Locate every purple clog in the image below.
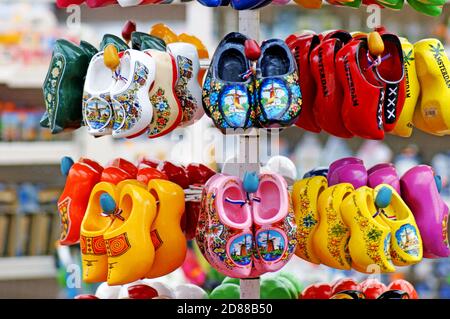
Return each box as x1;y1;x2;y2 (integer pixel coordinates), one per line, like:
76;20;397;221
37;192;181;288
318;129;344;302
367;163;401;194
328;157;368;189
400;165;450;258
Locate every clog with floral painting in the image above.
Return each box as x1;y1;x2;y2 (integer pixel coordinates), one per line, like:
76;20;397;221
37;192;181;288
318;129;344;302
340;186;396;273
292;176;328;264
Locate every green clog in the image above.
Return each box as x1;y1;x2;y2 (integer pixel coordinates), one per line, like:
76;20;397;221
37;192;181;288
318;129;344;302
377;0;404;9
222;277;240;286
41;39;92;133
260;278;292;299
342;0;362;8
279;273;303;296
131;31;166;51
99;34;129;52
209;283;240;299
80;40;98;57
407;0;443;16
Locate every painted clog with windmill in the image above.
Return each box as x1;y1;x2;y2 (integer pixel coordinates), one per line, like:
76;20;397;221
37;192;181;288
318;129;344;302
255;39;302;128
202;32;257;132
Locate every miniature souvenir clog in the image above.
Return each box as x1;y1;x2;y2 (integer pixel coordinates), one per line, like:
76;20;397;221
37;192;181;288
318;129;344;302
80;182;117;283
103;184;157;285
58;159;102;245
110;49;155;138
251;173;297;275
159;161;190;189
400;165;450;258
255;39;302;128
56;0;85;7
340;186;396;273
186;163;216;185
310;32;354;138
146;179;187;278
313;183;355;270
202;175;254;278
375;0;403;9
230;0;270;9
85;0;118;7
292;176;328;264
367;163;400;194
373;184;423;265
110;158;138;177
80;41;99;57
286;33;322;133
373;32;406;133
202;32;256;132
41;40;93;134
117;0;157;6
167;42;204;126
328;157;368;189
391;38;420;137
413;39;450;135
336;38;385;140
145;49;183;138
83;51;116;136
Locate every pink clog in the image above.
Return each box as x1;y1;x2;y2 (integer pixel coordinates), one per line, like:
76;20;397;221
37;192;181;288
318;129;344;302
251;173;297;275
367;163;401;194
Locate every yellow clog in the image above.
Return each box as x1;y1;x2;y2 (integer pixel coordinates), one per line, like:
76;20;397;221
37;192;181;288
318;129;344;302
413;98;446;136
146;179;187;278
413;39;450;135
292;176;328;264
149;23;179;44
391;38;420;137
340;186;396;273
80;182;117;283
103;184;157;285
313;183;355;270
373;184;423;266
116;179;146;194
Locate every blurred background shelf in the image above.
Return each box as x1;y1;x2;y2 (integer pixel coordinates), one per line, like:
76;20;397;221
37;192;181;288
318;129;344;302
0;256;56;280
0;141;77;165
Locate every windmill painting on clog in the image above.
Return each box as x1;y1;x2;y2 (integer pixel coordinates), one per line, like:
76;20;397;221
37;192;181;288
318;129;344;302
202;32;256;132
109;49;155;138
255;39;302;128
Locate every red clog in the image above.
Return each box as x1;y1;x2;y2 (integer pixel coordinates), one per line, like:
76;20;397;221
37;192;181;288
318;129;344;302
286;33;322;133
100;166;133;184
56;0;85;8
373;32;406;132
85;0;118;7
136;166;168;185
186;163;216;185
336;39;385;139
310;32;353;138
110;158;138;178
159;161;190;189
79;158;103;174
58;161;102;245
139;157;160;168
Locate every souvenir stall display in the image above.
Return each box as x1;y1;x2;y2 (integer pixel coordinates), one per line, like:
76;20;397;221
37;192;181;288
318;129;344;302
1;0;448;300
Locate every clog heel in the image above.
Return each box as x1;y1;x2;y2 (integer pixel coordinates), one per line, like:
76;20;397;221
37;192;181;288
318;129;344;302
58;159;102;245
80;182;117;283
146;179;187;278
292;176;328;264
373;185;423;266
391;38;420;137
340;186;396;273
313;183;355;270
103;184;157;285
205;175;253;278
252;173;297;274
400;165;450;258
413;39;450;135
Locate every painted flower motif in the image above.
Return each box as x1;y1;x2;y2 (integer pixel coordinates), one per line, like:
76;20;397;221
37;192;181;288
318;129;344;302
51;67;60;77
212;111;221;121
156;101;167;111
303;214;317;228
210;92;219;105
204;77;211;89
47;93;52;102
291;84;301;97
